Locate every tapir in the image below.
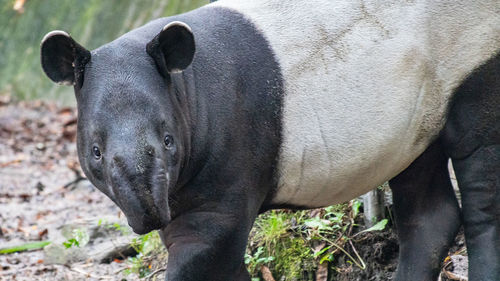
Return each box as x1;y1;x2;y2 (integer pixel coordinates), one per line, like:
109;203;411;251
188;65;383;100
40;0;500;280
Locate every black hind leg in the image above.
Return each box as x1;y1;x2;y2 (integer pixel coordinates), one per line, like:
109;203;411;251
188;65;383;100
389;142;461;281
442;52;500;280
450;146;500;280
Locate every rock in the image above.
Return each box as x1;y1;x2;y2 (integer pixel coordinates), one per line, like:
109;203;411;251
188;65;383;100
449;255;468;279
44;216;139;265
44;243;87;265
88;236;138;263
35;181;45;192
72;179;95;191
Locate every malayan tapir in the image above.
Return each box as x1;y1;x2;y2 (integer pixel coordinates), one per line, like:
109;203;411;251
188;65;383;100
40;0;500;280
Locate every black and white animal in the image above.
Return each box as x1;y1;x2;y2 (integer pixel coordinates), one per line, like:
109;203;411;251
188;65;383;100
40;0;500;280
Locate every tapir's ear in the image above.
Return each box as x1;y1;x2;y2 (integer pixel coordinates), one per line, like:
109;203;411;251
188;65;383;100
40;30;91;87
146;21;195;76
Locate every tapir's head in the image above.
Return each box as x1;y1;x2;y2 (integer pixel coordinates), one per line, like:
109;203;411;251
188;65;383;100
40;22;195;234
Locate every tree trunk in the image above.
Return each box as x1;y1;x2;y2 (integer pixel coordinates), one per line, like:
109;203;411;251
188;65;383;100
362;189;385;227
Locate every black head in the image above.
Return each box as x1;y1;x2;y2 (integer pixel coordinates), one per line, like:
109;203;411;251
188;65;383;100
40;22;195;234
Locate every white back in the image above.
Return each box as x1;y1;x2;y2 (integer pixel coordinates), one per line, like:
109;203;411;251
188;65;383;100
210;0;500;206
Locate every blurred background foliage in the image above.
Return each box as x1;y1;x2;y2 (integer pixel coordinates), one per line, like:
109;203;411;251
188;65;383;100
0;0;207;104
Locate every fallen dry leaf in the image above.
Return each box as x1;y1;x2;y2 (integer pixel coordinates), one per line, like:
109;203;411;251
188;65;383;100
260;265;275;281
37;229;48;239
13;0;26;13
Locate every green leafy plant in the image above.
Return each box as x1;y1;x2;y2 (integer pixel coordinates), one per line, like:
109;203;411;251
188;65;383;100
245;246;275;275
247;210;315;280
97;219;131;235
124;231;164;278
245;198;391;280
0;241;51;254
62;228;89;248
355;219;388;236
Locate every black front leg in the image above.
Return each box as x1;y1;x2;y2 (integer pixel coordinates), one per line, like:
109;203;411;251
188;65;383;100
160;208;255;281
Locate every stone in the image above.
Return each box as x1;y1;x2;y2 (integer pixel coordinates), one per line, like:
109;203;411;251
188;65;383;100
43;216;139;265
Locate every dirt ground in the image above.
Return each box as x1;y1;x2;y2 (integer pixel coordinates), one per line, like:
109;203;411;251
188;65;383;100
0;99;468;281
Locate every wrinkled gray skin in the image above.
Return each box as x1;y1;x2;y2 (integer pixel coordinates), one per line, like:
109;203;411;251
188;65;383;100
76;40;181;234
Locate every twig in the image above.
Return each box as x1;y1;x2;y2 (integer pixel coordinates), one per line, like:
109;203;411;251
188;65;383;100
320;236;365;270
0;158;23;168
0;265;52;276
316;262;328;281
63;176;85;189
69;266;114;280
348;239;366;270
145;268;166;280
442;269;468;281
78;262;94;268
114;267;128;274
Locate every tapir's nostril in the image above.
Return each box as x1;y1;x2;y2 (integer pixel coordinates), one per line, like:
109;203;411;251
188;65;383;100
145;145;155;156
112;155;126;168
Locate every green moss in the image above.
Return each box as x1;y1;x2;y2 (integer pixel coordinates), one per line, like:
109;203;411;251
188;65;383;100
247;210;316;280
274;238;314;279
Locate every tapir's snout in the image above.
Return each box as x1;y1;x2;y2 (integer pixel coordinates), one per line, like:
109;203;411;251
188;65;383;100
107;147;172;234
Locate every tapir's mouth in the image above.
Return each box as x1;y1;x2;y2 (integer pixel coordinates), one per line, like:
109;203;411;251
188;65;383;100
122;203;171;234
110;184;171;234
126;213;167;235
104;155;176;235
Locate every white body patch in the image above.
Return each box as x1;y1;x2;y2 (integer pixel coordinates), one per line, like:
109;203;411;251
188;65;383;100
210;0;500;207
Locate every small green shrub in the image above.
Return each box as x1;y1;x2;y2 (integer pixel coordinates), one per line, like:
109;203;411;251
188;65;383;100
246;199;388;280
124;231;164;278
247;210;315;280
62;228;89;248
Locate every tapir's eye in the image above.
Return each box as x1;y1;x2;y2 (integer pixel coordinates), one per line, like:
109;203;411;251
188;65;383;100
164;135;174;149
92;146;102;159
